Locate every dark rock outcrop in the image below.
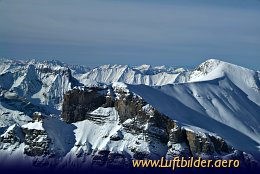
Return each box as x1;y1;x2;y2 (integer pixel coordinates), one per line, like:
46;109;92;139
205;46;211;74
208;134;230;153
0;124;24;146
92;150;110;167
114;91;176;143
61;88;107;123
22;122;49;156
185;129;232;157
59;85;258;169
32;112;46;122
91;150;129;169
115;93;149;124
110;130;124;141
107;153;129;169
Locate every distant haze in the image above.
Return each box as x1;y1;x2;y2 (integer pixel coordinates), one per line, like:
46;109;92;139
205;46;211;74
0;0;259;69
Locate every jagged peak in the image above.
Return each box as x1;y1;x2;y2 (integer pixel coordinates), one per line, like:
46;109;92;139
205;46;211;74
41;59;67;67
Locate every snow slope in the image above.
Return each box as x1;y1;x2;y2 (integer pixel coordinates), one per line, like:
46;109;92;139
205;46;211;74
0;59;78;112
128;77;260;153
78;64;190;86
189;59;260;106
0;58;260;159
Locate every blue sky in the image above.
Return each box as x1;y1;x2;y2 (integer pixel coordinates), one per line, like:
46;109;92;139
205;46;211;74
0;0;260;69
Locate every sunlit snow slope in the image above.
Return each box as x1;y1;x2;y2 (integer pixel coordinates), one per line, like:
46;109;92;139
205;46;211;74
128;59;260;153
0;58;259;156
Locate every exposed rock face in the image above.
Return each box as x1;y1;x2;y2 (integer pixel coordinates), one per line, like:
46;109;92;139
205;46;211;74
22;128;49;156
92;150;110;167
92;150;129;169
0;84;251;169
61;88;107;123
61;85;237;161
208;134;230;153
107;153;129;169
114;89;176;144
61;85;178;144
169;126;184;144
115;93;149;124
110;130;124;141
0;124;24;148
185;129;232;157
22;120;49;156
0;120;49;157
32;112;46;122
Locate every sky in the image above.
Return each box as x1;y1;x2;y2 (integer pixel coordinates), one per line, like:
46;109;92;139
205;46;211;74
0;0;260;69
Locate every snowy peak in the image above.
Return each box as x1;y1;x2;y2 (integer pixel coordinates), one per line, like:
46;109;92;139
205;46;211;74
189;59;260;106
78;63;189;86
192;59;222;76
0;58;81;112
0;58;260;170
189;59;257;82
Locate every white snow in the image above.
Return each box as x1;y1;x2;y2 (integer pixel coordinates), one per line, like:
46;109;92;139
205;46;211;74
142;104;154;116
0;99;32;127
189;59;260;106
22;121;44;131
90;107;119;120
112;82;130;99
78;64;188;86
1;124;16;138
128;78;260;153
3;91;18;100
112;82;129;92
0;58;260;165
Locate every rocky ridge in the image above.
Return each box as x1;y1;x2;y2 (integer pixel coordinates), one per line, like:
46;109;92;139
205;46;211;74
0;58;259;170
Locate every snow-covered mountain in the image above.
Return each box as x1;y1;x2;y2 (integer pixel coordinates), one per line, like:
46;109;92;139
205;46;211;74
0;58;259;170
76;64;189;86
0;59;81;112
128;59;260;151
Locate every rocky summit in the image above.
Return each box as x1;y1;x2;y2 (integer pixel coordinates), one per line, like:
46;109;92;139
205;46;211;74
0;58;259;170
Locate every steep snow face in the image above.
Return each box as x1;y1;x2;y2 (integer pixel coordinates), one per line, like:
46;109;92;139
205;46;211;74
0;107;167;167
189;59;260;106
0;58;259;156
70;110;154;156
128;78;260;153
0;103;31;128
78;64;190;86
0;59;78;111
0;89;38;127
55;106;167;163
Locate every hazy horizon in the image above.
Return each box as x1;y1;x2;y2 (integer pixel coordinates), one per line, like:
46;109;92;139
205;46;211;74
0;0;259;69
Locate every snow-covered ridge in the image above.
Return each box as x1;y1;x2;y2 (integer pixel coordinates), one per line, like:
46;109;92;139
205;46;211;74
189;59;260;106
0;56;260;169
0;58;260;153
78;64;190;86
1;57;259;110
2;58;258;88
0;57;259;108
0;58;79;112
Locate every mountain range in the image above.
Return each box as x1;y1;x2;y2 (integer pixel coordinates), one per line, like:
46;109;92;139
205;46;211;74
0;58;259;170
